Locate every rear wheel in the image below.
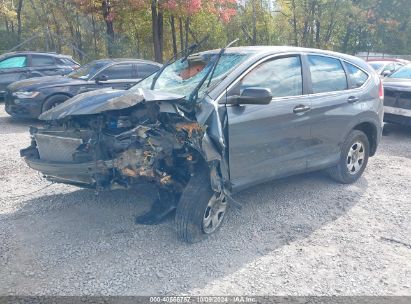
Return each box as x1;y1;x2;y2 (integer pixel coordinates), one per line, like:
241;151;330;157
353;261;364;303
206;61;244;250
42;94;69;114
327;130;370;184
175;163;228;243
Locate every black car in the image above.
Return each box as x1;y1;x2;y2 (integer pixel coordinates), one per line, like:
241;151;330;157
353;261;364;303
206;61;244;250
0;51;80;99
21;46;383;243
5;59;161;118
383;64;411;126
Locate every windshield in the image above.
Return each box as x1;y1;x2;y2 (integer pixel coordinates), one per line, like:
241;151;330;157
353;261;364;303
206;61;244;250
68;61;108;80
388;65;411;79
369;62;384;71
132;52;250;101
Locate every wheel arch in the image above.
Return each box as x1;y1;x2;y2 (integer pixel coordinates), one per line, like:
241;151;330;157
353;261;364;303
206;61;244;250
41;92;73;112
352;121;379;156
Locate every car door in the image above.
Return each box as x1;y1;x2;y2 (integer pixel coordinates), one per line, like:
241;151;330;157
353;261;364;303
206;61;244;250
0;55;29;94
305;54;368;170
93;63;139;90
225;55;312;190
29;54;60;76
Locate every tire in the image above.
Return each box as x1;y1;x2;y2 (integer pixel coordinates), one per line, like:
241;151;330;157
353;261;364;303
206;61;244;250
327;130;370;184
175;162;228;243
41;94;70;114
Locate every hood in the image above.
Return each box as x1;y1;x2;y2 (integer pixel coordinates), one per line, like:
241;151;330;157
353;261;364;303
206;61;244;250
7;75;85;92
39;88;185;121
383;78;411;92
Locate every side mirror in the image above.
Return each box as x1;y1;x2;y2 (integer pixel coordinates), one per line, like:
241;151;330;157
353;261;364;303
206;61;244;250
225;87;272;105
95;74;108;83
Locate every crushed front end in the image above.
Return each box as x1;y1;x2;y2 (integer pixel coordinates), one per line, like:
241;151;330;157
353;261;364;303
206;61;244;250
20;97;206;197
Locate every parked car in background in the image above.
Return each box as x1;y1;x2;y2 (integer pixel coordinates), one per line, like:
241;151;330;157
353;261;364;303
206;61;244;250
383;64;411;126
21;46;383;243
5;58;161;118
0;51;80;99
367;58;408;77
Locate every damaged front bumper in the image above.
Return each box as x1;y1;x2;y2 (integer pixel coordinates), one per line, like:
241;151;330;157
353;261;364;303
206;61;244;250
22;155;115;188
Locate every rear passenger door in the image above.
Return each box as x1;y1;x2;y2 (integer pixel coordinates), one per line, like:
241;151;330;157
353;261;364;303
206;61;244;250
305;54;369;170
29;55;59;77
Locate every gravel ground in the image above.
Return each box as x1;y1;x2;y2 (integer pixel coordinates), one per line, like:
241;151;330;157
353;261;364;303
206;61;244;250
0;106;410;296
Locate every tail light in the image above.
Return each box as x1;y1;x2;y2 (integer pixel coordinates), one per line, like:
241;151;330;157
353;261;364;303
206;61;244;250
379;79;384;101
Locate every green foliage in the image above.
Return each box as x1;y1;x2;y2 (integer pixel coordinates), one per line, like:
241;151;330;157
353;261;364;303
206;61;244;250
0;0;410;63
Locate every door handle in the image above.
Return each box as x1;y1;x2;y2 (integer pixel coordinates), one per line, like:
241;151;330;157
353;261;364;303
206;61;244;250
348;96;359;103
293;104;311;114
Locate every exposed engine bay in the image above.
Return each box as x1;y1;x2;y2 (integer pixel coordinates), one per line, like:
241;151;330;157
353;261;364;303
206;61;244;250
25;102;200;186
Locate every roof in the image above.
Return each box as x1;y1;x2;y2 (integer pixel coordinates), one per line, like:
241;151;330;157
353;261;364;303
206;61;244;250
198;45;370;70
1;51;73;58
90;58;162;66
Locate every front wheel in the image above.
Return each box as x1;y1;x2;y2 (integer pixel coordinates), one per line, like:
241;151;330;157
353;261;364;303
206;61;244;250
42;94;69;114
327;130;370;184
175;163;228;243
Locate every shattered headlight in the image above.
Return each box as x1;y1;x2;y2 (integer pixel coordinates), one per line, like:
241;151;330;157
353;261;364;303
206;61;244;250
13;91;40;99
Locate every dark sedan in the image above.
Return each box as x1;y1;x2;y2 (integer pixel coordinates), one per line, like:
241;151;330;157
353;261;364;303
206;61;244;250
383;64;411;126
5;58;161;118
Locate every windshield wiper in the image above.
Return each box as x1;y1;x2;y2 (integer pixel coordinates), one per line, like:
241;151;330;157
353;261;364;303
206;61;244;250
188;39;239;104
150;35;209;90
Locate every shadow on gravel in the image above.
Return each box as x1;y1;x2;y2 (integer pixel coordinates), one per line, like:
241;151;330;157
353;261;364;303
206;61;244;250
3;171;367;295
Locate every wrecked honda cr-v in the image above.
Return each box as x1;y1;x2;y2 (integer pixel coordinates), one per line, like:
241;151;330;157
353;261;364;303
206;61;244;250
21;45;383;243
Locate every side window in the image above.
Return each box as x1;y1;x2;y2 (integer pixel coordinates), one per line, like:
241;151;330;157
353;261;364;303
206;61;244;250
137;64;160;79
233;56;303;98
345;63;369;89
0;56;27;69
31;55;55;67
308;55;347;93
99;64;133;80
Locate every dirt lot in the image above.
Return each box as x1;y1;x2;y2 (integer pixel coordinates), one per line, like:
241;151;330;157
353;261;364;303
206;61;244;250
0;106;410;296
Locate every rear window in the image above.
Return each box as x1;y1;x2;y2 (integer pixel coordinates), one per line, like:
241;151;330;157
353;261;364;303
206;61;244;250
31;55;55;66
308;55;348;94
345;63;369;88
0;56;27;69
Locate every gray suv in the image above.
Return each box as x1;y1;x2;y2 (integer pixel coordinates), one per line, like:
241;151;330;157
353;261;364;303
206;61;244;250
21;46;383;243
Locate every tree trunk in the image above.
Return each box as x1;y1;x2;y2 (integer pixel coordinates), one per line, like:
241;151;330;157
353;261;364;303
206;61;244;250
251;1;257;45
151;0;163;63
184;18;190;50
91;11;98;57
179;17;184;52
290;0;298;46
16;0;24;43
102;0;115;57
170;16;178;58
